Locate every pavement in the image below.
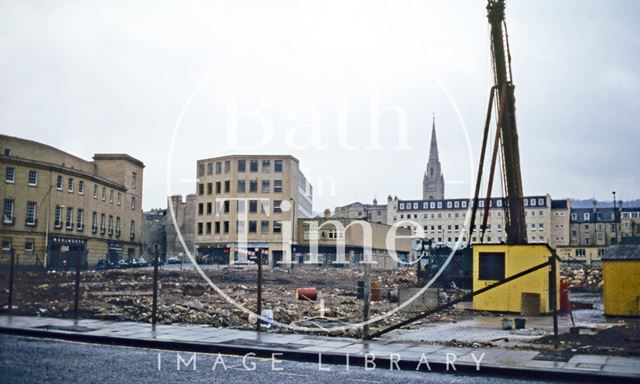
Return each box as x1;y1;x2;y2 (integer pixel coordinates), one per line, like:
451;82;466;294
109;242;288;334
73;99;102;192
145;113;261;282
0;315;639;382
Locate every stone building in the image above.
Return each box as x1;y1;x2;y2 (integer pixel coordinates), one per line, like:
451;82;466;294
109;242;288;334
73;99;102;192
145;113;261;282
193;155;313;266
295;216;411;270
166;194;196;257
0;134;144;268
333;198;387;224
387;194;571;249
422;118;445;200
141;208;167;258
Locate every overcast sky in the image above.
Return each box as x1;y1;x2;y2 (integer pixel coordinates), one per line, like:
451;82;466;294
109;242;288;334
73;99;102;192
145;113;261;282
1;0;638;212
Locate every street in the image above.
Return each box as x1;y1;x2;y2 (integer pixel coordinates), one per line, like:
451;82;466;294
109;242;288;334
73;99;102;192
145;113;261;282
0;334;556;384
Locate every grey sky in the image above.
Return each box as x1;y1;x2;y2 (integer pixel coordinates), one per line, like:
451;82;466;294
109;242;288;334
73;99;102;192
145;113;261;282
1;0;638;212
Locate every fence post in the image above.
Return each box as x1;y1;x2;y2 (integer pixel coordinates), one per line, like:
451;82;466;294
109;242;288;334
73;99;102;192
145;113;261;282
256;250;263;332
8;248;15;311
152;245;159;327
362;262;371;340
549;255;559;348
74;251;81;318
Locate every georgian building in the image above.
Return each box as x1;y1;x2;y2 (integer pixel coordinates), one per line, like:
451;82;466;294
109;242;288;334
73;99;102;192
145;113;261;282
334;198;387;224
0;134;144;268
194;155;313;267
386;194;571;249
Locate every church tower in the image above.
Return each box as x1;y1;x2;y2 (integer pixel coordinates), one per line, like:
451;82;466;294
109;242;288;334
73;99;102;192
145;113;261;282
422;116;445;200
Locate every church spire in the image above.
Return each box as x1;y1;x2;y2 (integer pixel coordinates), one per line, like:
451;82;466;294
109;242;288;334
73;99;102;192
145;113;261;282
423;114;445;200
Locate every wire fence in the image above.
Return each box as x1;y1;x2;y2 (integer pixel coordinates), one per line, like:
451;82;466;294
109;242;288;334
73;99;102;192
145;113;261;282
1;246;638;356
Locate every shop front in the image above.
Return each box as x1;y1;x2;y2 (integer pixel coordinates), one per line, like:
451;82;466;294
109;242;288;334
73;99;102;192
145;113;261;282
47;235;87;270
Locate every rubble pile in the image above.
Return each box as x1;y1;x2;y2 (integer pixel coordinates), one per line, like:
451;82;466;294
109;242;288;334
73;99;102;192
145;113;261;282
4;267;468;337
561;267;603;292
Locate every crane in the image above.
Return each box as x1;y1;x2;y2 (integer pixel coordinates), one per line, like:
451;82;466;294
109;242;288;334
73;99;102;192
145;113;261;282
468;0;528;246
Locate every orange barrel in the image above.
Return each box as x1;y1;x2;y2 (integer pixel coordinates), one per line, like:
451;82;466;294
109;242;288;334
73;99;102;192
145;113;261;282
295;287;317;301
370;281;382;302
560;278;570;312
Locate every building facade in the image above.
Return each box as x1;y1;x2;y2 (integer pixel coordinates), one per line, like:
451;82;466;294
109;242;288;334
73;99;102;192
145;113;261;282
422;119;445;200
166;194;196;257
194;155;313;267
334;198;387;224
387;194;571;249
0;134;144;268
141;208;167;258
295;216;411;270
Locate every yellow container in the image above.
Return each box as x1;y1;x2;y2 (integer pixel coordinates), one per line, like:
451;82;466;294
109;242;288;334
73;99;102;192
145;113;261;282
472;244;560;314
602;246;640;317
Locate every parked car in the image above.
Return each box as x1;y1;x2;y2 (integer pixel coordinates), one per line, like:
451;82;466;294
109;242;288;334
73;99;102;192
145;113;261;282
95;259;115;270
150;257;165;266
117;260;129;269
167;255;181;264
136;257;148;267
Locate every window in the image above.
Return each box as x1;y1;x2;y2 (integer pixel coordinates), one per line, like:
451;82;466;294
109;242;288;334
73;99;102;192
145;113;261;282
25;202;37;226
66;207;73;229
5;167;15;183
76;209;84;230
584;213;590;221
262;160;271;173
261;220;269;233
100;213;106;233
56;175;63;190
223;221;229;233
223;200;230;213
131;196;136;210
538;198;544;206
207;202;212;214
207;182;213;195
478;252;505;280
237;180;246;193
249;220;257;233
115;217;121;236
109;189;113;203
249;200;258;213
214;221;220;234
132;172;137;190
274;180;283;193
207;162;213;175
260;200;270;214
198;183;204;195
116;192;121;206
67;178;74;192
92;212;97;232
130;220;135;239
215;181;221;194
261;180;270;193
108;215;113;235
2;241;11;251
273;200;282;213
206;222;212;234
197;163;205;177
25;240;34;252
102;187;106;200
224;180;230;193
54;206;63;228
198;203;204;215
78;180;85;195
273;220;282;233
249;180;258;193
274;160;283;172
224;160;231;173
250;160;258;172
3;199;14;224
215;161;222;174
93;184;98;198
28;170;37;186
238;160;246;172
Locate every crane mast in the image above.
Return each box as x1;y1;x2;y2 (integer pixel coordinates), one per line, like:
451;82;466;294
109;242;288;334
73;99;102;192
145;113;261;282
487;0;527;244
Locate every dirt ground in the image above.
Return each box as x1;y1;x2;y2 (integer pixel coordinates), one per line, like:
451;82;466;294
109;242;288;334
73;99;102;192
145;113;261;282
0;266;463;337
